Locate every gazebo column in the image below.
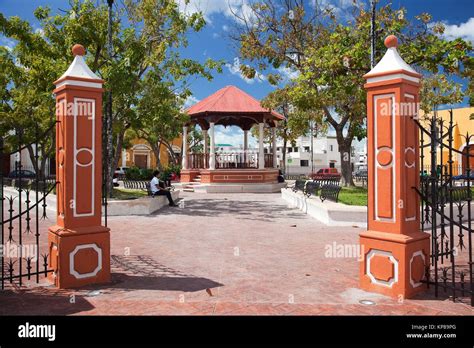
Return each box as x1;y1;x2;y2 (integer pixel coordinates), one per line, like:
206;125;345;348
209;122;216;170
258;122;265;169
182;125;188;170
243;130;248;166
271;127;277;168
202;129;209;168
203;129;208;157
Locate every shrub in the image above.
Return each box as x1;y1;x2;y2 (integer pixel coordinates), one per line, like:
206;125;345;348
140;168;154;180
125;166;141;180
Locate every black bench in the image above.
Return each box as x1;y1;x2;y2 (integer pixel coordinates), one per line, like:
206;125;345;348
292;179;307;193
447;186;471;202
320;184;342;203
304;181;321;197
123;180;149;190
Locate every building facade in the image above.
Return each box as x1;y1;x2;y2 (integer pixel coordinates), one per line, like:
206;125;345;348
269;135;357;175
121;137;182;169
420;106;474;175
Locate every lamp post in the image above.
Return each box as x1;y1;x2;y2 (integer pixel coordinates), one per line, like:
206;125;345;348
105;0;114;203
370;0;378;69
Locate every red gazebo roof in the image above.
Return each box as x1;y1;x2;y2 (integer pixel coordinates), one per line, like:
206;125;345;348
185;85;284;130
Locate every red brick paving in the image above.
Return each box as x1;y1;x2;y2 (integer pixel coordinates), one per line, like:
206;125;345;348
0;192;473;315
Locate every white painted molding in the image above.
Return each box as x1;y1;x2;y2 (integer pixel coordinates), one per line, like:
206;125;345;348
366;249;399;288
409;250;426;288
69;243;103;279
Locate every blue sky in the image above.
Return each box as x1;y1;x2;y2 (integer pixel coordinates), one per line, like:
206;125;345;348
1;0;474;148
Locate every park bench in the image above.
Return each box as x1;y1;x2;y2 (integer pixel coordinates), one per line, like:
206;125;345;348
304;181;321;197
320;184;342;203
123;179;149;191
447;186;471;202
291;179;307;193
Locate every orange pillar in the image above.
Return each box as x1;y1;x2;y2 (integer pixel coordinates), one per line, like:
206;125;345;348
360;35;430;299
48;44;110;288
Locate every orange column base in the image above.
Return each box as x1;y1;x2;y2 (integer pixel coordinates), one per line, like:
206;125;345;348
48;225;111;289
360;230;430;300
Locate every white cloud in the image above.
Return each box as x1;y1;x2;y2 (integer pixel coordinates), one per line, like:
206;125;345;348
212;32;220;39
277;66;300;83
226;57;266;84
442;17;474;43
183;95;200;109
214;125;257;147
0;37;15;51
175;0;256;24
312;0;365;20
222;24;229;31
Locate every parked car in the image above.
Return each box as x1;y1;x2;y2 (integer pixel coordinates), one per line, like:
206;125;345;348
353;169;368;179
8;169;36;178
114;166;129;176
453;173;474;180
112;173;119;187
310;168;341;180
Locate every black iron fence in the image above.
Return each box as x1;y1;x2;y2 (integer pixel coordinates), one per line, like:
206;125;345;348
0;124;57;290
415;110;473;306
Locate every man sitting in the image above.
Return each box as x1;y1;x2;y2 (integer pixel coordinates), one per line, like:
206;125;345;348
150;170;178;207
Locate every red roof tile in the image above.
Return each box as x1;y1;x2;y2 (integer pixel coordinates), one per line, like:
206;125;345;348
186;85;284;120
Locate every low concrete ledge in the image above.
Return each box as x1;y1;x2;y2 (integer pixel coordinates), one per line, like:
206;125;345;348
281;188;367;227
106;191;180;216
192;182;287;193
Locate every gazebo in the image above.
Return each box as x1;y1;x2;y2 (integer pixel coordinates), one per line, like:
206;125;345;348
181;85;285;192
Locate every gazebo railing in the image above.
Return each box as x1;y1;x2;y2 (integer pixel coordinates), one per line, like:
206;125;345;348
186;152;275;169
264;154;274;168
187;153;209;169
216;152;258;169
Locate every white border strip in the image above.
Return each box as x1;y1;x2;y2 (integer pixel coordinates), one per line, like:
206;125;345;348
73;97;95;217
374;94;396;222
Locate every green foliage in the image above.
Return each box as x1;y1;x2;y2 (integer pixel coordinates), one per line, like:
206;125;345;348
231;1;473;185
159;163;181;181
0;0;223;191
125;166;154;180
125;166;142;180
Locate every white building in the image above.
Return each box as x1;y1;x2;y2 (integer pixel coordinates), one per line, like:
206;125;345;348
266;135;357;175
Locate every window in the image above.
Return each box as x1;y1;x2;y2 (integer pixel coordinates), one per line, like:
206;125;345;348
287;147;292;153
329;162;335;168
329;145;334;152
300;160;309;167
304;146;310;152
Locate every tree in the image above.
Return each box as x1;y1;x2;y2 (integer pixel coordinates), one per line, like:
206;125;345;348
230;1;473;186
261;87;326;172
0;0;223;196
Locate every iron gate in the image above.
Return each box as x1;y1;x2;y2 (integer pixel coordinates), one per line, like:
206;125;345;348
0;123;57;289
415;109;473;306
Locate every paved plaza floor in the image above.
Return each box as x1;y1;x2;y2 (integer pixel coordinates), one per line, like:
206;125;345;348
0;192;472;315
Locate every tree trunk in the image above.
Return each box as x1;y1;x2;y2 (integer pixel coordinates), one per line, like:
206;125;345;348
150;141;163;171
106;127;125;198
162;140;178;165
335;131;355;187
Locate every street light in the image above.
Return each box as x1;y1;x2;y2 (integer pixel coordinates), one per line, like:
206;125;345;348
105;0;114;202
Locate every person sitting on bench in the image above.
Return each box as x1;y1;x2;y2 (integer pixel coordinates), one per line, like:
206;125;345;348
150;170;178;207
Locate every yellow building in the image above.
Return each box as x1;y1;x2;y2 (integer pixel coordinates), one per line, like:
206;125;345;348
121;137;183;169
421;106;474;175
